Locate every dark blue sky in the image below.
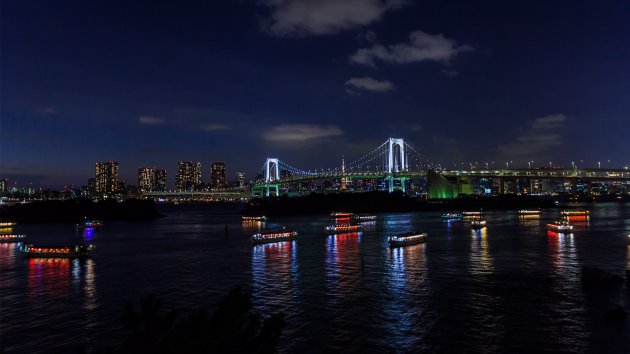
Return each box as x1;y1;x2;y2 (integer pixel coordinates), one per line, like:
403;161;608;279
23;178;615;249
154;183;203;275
2;0;629;187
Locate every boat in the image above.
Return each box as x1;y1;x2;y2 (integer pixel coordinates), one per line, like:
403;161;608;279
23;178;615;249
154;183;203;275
251;230;298;244
0;234;25;242
330;212;353;218
19;244;95;258
353;215;377;221
518;210;541;215
441;212;463;219
463;211;483;217
242;216;267;222
471;219;487;229
76;219;103;229
325;224;363;234
388;232;427;247
546;220;573;232
0;222;17;227
560;210;590;216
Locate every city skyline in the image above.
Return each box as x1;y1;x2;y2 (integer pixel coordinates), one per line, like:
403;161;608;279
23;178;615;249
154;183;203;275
2;1;630;187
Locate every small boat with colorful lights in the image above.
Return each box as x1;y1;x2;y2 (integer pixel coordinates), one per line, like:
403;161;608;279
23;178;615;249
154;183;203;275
0;234;25;242
242;216;267;222
353;215;376;221
19;244;95;258
388;232;427;247
251;230;298;244
76;219;103;229
330;212;353;218
463;211;483;217
325;224;363;234
441;212;463;219
546;220;573;232
0;222;17;227
471;218;487;229
560;210;589;216
518;210;541;215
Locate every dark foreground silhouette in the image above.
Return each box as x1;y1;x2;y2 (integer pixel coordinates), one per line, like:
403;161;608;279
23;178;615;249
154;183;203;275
243;192;556;215
0;198;163;223
89;287;284;354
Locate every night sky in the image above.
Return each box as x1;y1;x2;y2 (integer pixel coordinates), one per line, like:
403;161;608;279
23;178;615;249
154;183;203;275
2;0;630;188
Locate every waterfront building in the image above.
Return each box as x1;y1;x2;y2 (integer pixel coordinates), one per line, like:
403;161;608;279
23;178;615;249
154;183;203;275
155;170;167;191
210;162;226;190
138;167;156;192
175;161;202;191
95;161;119;197
236;172;245;188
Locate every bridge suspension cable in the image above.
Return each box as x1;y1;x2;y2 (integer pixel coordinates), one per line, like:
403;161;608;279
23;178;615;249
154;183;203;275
345;140;389;172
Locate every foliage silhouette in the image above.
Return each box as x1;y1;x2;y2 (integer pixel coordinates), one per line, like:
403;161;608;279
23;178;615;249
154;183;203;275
114;287;284;354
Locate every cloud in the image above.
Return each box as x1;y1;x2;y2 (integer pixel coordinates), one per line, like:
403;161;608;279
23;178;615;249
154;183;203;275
262;124;343;142
498;114;567;157
345;76;395;92
261;0;406;36
441;69;459;77
201;123;231;132
350;30;473;66
139;116;166;125
530;113;566;130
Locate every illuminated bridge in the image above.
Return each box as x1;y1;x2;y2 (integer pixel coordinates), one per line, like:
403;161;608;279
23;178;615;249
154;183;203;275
250;137;630;198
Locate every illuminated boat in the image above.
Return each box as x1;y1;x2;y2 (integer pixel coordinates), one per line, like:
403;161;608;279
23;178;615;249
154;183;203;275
560;210;589;216
251;230;297;244
546;220;573;232
471;218;486;229
19;244;95;258
388;232;427;247
325;224;363;234
76;219;103;229
354;215;377;221
330;212;353;218
242;216;267;222
463;211;483;217
0;234;25;242
0;222;16;227
518;210;541;215
441;212;463;219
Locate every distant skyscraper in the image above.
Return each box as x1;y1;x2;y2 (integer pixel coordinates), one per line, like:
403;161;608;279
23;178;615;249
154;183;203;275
210;162;226;190
155;169;167;191
176;161;202;191
0;177;7;194
235;172;245;188
95;161;119;197
138;167;156;192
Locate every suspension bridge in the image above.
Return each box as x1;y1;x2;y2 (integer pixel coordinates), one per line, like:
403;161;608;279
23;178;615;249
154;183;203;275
252;138;431;197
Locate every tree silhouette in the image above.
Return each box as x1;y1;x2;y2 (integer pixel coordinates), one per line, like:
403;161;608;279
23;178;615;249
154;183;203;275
115;287;284;354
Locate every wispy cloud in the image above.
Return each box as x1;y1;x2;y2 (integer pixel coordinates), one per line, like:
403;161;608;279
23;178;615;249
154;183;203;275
345;76;395;93
262;124;343;142
40;107;57;114
498;114;567;157
201;123;231;132
261;0;406;36
139;116;166;125
350;30;473;67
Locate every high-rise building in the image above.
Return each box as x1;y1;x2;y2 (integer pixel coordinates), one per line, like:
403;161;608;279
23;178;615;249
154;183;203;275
175;161;202;191
95;161;119;197
235;172;245;188
0;177;7;195
138;167;156;192
155;170;167;191
210;162;226;190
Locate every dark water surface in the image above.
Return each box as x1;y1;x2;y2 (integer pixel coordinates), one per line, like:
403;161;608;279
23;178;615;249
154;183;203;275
2;203;630;353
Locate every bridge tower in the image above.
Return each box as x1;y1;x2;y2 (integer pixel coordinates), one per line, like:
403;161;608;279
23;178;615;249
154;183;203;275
386;138;408;193
263;158;280;197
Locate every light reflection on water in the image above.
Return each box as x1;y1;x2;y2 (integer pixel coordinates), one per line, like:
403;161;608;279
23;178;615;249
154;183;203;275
470;227;493;274
2;203;630;353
